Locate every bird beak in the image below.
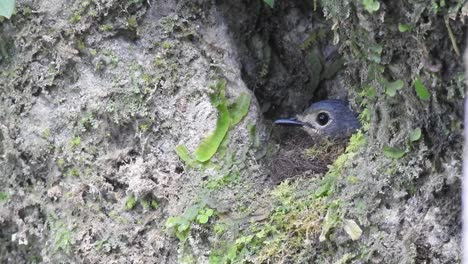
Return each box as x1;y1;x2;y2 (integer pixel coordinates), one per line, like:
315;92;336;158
274;118;306;127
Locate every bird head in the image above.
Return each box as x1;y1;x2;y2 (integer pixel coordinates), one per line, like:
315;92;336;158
274;99;360;139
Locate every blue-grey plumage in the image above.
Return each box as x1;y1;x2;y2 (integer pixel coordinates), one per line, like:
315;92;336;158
275;99;360;139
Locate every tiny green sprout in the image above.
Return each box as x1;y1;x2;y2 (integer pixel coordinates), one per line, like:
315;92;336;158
162;42;172;49
138;123;150;132
413;77;430;101
89;49;97;56
67;168;79;177
383;146;406;159
125;196;138;210
398;23;412;32
362;0;380;13
196;208;214;224
409;128;422;142
126;16;138;29
70;136;81;148
385;79;404;97
150;200;158;209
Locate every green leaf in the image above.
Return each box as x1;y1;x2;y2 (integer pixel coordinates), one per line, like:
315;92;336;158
368;44;383;63
413;77;430;101
409;128;422;142
165;216;182;228
184;205;200;221
205;208;214;217
385;79;404;97
263;0;274;8
362;0;380;12
197;214;210;224
398;23;412;32
209;80;227;107
383;146;406;159
177;221;190;232
194;103;230;162
0;0;14;19
228;92;251;127
175;145;193;164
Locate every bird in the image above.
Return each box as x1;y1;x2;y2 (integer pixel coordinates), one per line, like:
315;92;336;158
267;99;361;183
274;99;360;139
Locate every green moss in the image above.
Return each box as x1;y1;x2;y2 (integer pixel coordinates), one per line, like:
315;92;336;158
99;24;113;31
0;191;9;201
69;13;82;24
125;196;138;210
70;136;81;148
161;41;172;49
67;167;79;177
48;218;73;254
41;128;51;139
211;131;367;262
126;16;138;29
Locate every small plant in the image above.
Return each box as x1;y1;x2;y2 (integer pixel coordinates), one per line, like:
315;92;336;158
362;0;380;13
398;23;412;32
165;203;215;242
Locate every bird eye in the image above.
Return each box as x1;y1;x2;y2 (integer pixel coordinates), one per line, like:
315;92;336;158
316;112;330;126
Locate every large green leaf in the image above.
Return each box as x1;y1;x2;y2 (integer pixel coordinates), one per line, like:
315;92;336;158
228;92;251;127
0;0;15;19
194;103;230;162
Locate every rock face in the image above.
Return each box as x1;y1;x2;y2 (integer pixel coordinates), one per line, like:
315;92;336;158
0;0;464;263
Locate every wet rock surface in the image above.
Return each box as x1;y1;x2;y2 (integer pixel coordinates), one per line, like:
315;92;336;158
0;0;464;263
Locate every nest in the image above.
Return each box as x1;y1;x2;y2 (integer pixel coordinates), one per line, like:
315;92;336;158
268;128;348;184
